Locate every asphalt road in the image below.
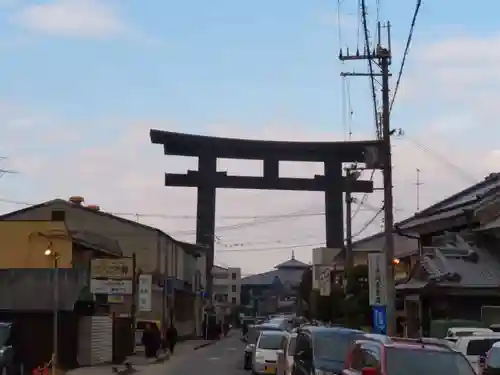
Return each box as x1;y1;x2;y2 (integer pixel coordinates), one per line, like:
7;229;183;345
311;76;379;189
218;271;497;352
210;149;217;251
165;335;248;375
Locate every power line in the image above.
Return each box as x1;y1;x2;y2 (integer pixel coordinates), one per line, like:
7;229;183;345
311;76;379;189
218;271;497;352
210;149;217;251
360;0;381;139
352;207;384;239
407;138;477;184
389;0;422;113
0;197;324;219
0;197;382;235
351;169;377;219
217;242;325;253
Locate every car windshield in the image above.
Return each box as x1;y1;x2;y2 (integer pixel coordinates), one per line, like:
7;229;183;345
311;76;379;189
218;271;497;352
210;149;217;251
466;338;500;356
487;348;500;368
258;334;286;350
313;332;359;361
248;327;281;344
386;348;475;375
0;325;10;346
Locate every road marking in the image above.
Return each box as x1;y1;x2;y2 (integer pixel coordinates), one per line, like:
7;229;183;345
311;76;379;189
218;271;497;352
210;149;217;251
208;357;220;361
227;347;237;351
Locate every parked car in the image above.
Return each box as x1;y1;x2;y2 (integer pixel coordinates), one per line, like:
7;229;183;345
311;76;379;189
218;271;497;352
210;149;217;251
454;334;500;373
481;341;500;375
252;330;289;375
445;327;494;343
342;335;476;375
284;332;297;375
244;323;286;370
292;326;365;375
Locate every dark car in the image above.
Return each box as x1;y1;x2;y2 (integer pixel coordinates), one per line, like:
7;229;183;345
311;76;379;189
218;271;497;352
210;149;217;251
244;323;284;370
292;326;365;375
342;334;475;375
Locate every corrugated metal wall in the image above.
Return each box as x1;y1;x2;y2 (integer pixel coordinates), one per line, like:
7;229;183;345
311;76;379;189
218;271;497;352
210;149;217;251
0;269;88;311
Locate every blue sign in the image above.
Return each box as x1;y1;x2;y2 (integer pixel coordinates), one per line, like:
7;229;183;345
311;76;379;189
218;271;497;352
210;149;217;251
372;305;387;334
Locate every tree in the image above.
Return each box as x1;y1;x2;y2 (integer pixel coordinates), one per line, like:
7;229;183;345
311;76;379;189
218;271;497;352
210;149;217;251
343;265;370;328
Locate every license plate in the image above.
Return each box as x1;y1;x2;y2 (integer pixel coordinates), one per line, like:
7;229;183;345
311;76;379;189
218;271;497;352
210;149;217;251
264;367;276;374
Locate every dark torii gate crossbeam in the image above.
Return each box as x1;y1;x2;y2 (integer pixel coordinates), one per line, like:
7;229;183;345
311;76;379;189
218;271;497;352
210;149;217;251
150;129;382;297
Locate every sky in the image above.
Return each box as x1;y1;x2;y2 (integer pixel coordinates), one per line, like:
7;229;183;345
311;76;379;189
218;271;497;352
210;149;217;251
0;0;499;275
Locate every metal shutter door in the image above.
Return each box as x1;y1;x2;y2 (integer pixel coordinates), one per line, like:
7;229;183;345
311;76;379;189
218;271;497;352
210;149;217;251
90;316;113;365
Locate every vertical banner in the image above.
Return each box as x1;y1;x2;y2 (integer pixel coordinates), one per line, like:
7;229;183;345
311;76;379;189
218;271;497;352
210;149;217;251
138;274;152;312
368;253;387;306
319;268;331;296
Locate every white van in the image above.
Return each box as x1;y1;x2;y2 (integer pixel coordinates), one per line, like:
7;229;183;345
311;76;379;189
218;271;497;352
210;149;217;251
454;334;500;373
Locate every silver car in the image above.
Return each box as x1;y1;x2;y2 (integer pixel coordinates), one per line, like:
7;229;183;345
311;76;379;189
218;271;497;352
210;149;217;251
252;330;289;375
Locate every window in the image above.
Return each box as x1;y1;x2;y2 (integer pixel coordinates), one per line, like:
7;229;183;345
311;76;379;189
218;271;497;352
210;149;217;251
232;285;237;292
51;210;65;221
350;344;364;371
360;342;382;370
385;347;475;375
232;297;237;304
295;334;312;359
313;331;362;362
231;272;237;280
258;334;287;350
467;339;500;356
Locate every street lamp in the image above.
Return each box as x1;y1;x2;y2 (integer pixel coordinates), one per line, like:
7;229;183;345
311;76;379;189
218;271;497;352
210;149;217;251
44;244;59;375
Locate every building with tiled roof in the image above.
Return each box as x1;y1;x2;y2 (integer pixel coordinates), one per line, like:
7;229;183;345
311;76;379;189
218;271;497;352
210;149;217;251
241;252;309;287
240;252;310;315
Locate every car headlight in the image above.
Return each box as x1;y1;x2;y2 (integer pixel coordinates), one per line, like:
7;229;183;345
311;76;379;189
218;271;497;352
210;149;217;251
255;351;265;362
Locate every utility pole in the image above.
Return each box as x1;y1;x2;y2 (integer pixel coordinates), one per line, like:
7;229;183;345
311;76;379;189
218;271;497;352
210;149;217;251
415;168;423;211
339;19;396;335
344;166;360;279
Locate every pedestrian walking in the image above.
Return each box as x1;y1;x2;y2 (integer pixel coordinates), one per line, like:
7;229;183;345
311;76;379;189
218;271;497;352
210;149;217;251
166;323;178;355
141;323;161;358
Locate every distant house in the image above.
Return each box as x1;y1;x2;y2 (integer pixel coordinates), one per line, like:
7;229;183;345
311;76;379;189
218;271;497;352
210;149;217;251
241;253;309;314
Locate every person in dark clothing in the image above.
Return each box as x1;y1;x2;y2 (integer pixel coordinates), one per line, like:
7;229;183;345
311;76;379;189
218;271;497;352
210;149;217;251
142;323;161;358
166;324;178;354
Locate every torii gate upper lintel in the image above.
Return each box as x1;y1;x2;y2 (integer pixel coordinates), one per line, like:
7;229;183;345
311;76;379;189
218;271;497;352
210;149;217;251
150;129;382;297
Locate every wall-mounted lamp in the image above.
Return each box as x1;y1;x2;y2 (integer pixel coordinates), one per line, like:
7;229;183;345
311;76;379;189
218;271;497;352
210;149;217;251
393;258;400;265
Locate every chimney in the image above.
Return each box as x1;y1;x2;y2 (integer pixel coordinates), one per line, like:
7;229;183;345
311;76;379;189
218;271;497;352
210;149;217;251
87;204;100;211
69;196;84;206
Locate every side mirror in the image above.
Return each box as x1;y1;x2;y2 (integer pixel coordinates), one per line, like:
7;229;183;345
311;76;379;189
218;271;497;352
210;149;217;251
480;356;486;365
276;349;284;356
361;367;378;375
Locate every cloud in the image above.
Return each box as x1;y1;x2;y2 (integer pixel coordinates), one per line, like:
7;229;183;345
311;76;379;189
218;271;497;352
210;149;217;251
11;0;131;39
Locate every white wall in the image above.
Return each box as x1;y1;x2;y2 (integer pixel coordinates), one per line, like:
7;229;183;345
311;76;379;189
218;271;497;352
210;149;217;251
212;266;241;305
